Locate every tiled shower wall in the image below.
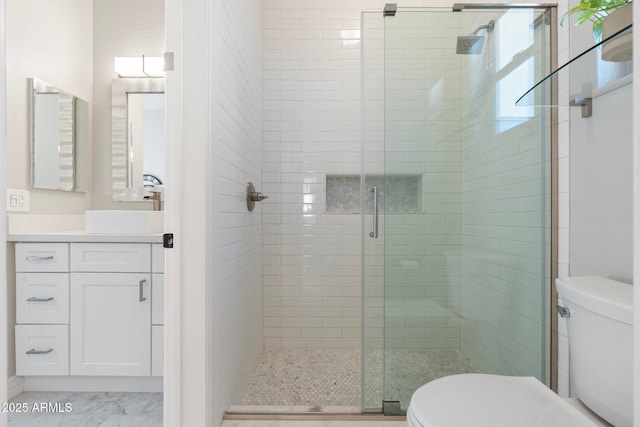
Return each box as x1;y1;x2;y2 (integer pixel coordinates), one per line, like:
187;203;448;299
261;3;556;375
262;0;366;348
211;0;264;409
381;13;463;350
262;0;462;349
458;11;549;378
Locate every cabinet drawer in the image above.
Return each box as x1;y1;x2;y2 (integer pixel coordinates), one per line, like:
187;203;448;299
16;273;69;324
16;324;69;376
151;274;164;325
70;243;151;272
16;243;69;273
151;325;164;377
152;244;164;273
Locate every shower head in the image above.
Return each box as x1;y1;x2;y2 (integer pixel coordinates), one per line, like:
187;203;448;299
456;20;495;55
456;35;485;54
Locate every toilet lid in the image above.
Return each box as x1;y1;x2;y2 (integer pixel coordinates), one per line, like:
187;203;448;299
408;374;601;427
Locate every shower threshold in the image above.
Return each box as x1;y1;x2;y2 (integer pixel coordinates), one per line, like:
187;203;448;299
226;404;361;414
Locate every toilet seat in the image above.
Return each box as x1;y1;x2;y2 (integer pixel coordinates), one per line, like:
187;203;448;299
407;374;600;427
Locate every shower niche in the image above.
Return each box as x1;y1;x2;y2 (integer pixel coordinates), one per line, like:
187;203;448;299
325;174;423;214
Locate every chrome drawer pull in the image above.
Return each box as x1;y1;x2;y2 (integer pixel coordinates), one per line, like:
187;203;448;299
27;297;54;302
139;279;147;302
25;255;54;262
26;348;53;355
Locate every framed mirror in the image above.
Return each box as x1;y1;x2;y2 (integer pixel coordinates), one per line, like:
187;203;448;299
111;78;165;201
31;78;89;192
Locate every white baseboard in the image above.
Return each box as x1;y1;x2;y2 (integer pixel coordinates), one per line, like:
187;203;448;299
22;376;163;393
7;376;25;399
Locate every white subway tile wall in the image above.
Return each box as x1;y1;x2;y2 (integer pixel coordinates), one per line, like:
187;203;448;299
361;11;385;409
262;0;569;392
381;12;463;351
458;10;549;378
262;0;374;349
214;0;264;409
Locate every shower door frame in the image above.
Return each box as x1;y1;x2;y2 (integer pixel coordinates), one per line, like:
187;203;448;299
361;3;559;413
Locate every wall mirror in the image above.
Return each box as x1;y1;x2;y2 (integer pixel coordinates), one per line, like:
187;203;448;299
111;78;165;201
31;77;89;192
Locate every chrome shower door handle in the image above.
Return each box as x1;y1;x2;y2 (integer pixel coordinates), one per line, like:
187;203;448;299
370;185;379;239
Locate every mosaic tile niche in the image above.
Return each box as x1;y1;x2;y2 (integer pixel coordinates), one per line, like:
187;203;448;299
326;175;423;214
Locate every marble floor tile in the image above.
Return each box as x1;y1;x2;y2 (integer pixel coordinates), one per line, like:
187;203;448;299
8;392;163;427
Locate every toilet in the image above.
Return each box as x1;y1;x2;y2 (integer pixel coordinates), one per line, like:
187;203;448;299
407;276;632;427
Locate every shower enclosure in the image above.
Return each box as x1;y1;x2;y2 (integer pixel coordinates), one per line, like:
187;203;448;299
362;5;554;413
233;3;554;415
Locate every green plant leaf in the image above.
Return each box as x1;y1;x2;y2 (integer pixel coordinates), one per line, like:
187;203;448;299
560;0;631;29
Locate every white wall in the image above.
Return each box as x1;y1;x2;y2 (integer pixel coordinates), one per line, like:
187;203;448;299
92;0;165;210
6;0;92;214
569;88;634;283
209;0;263;420
5;0;92;383
566;8;633;283
557;0;633;398
568;87;632;282
0;0;7;424
632;2;640;425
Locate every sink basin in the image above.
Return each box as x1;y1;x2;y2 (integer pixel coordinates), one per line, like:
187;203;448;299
85;210;163;234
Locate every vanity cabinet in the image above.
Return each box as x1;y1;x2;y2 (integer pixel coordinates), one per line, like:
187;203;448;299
14;241;164;378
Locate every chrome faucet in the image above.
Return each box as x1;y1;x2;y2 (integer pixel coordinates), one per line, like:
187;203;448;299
144;191;162;211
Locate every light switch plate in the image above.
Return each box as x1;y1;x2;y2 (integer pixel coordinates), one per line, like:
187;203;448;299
7;189;30;212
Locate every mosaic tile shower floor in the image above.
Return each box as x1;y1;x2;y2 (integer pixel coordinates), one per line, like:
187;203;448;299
239;348;479;411
239;348;362;408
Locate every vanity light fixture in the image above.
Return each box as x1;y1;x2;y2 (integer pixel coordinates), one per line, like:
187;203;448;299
114;55;165;78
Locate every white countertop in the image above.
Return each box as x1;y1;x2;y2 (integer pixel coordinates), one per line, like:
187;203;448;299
8;230;163;243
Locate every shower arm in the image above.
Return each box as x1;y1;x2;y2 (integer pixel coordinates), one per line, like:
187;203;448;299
472;20;495;35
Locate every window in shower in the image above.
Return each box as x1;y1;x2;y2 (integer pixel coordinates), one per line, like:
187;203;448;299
495;10;536;133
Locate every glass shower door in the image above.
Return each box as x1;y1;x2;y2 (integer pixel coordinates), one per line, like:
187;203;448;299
363;6;552;413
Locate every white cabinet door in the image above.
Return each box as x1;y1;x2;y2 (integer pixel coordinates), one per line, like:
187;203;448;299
70;273;151;376
151;325;164;377
151;244;164;273
151;274;164;325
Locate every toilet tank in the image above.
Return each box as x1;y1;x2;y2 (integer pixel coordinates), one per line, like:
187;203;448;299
556;276;632;427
